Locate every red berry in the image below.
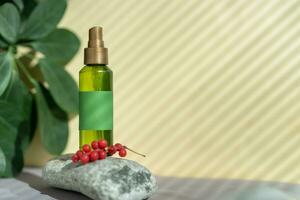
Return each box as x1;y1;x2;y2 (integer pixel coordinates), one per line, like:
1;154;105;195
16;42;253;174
118;148;127;157
86;152;91;156
98;139;108;149
80;154;90;164
71;154;79;163
82;144;91;153
91;140;99;150
98;149;107;160
107;145;117;155
76;150;84;158
114;143;123;151
89;151;99;161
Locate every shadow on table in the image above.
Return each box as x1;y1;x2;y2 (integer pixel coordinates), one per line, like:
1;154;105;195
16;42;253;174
16;172;300;200
17;172;91;200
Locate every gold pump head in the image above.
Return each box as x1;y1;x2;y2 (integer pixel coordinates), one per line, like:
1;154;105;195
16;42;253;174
84;26;108;65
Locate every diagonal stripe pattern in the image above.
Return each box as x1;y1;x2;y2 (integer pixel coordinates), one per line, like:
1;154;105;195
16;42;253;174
61;0;300;183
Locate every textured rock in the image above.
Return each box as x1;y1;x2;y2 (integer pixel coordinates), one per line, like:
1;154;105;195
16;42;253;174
42;154;157;200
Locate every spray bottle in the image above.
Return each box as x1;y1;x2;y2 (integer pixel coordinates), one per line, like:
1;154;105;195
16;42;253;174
79;26;113;148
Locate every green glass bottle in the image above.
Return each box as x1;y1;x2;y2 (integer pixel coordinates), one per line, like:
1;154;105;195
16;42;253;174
79;27;113;148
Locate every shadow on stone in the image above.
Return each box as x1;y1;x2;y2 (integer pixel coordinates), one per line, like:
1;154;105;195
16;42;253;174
17;172;91;200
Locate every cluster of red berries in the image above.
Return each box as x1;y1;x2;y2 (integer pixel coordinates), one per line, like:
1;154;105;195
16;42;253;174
71;139;145;165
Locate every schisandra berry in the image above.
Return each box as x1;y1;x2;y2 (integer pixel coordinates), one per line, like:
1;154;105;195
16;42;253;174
72;154;79;163
90;150;99;161
72;141;145;164
114;143;123;151
91;140;99;150
80;154;90;164
76;150;84;158
118;148;127;157
82;144;91;153
107;145;117;155
98;139;107;149
98;149;107;160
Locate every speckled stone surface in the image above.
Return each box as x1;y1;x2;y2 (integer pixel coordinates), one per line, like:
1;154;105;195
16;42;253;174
42;155;157;200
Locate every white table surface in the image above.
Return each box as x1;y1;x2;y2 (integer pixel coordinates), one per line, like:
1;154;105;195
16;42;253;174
1;168;300;200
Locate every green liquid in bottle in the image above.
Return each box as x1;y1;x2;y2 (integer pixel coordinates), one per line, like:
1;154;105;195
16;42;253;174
79;65;113;148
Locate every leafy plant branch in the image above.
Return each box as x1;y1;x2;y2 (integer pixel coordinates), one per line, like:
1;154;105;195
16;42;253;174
0;0;80;177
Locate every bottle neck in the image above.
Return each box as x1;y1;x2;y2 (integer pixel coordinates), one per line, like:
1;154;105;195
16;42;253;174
86;64;107;66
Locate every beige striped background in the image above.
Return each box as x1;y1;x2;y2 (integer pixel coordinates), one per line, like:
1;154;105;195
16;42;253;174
60;0;300;183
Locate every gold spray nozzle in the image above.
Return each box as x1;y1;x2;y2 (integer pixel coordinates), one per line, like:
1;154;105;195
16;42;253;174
84;26;108;65
88;26;104;48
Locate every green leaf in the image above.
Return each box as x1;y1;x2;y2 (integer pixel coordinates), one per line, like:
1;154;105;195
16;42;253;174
1;68;25;106
13;0;24;11
0;3;20;43
0;114;17;177
0;51;13;96
0;100;25;176
2;68;32;119
1;70;36;152
39;59;79;113
0;1;10;5
20;0;67;40
31;28;80;65
0;36;8;48
21;0;38;20
0;69;29;177
40;85;70;123
17;99;36;152
17;87;35;152
0;146;6;176
34;84;68;155
0;100;22;126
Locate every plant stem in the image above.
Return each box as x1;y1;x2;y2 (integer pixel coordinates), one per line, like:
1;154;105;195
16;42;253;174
123;146;146;157
14;58;37;86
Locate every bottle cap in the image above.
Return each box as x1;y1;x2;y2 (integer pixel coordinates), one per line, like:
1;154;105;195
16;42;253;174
84;26;108;65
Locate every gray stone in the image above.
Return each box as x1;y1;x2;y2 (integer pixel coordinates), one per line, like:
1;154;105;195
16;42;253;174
42;154;157;200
